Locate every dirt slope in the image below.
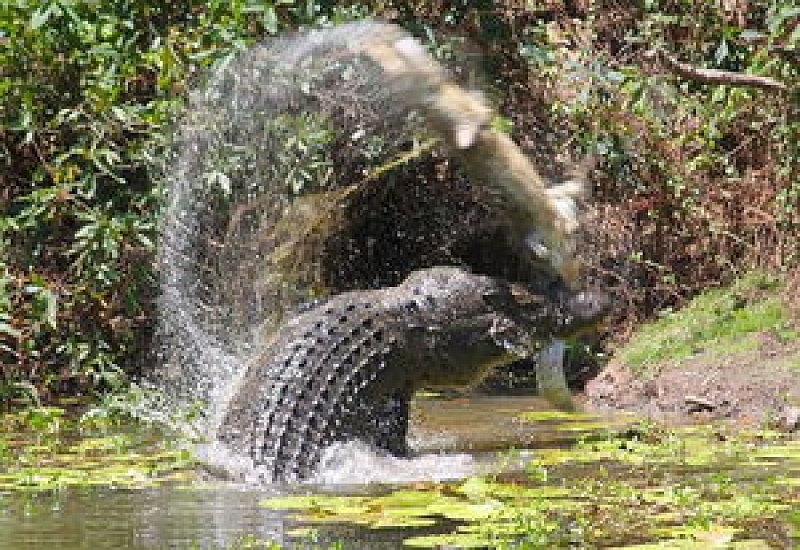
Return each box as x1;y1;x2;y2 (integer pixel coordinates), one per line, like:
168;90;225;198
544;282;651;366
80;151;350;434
585;333;800;428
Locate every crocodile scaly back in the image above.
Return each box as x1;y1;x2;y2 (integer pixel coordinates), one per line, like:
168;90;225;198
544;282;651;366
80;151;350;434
217;267;606;482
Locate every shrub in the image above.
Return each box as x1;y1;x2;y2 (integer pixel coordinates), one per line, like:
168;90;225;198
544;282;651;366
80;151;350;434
1;1;797;404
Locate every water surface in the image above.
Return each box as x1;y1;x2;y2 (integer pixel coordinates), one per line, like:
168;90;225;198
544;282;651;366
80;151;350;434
1;396;798;549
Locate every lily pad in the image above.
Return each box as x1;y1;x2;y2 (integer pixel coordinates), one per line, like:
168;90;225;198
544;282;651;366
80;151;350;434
370;489;443;508
261;489;495;530
774;475;800;486
517;410;595;422
402;531;504;548
369;516;438;529
424;500;501;521
752;443;800;460
457;476;573;500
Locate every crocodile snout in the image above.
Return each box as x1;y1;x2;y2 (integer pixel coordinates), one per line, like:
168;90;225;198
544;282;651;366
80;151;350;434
505;282;610;339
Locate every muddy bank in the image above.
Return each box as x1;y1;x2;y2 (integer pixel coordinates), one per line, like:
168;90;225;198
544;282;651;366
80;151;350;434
584;336;800;430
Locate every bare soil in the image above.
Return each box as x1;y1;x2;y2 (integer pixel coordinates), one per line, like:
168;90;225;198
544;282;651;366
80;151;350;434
583;334;800;429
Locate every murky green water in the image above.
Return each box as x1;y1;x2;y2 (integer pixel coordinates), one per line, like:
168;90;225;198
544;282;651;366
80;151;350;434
1;397;798;549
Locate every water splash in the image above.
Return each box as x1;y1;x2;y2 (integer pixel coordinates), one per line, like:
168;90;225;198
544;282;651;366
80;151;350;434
155;22;434;438
154;20;585;479
195;438;481;486
311;441;479;485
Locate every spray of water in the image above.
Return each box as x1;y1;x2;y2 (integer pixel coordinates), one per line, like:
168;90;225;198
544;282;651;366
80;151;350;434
154;21;585;480
155;22;437;437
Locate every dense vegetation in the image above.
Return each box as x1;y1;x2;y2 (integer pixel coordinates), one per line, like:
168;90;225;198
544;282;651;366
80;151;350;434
1;1;797;405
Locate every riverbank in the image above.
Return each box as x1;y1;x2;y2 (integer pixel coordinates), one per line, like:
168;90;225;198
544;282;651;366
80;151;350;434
584;271;800;430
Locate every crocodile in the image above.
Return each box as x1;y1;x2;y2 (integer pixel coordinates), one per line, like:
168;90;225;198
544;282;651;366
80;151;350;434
217;266;607;482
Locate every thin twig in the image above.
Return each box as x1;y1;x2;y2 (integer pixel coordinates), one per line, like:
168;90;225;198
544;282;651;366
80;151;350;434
644;48;790;93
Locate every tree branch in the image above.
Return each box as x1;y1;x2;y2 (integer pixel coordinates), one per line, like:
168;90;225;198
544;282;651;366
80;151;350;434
644;48;790;93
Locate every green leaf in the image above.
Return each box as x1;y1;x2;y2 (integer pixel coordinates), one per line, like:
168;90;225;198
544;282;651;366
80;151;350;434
790;25;800;47
37;287;58;329
0;321;21;339
30;3;59;30
767;6;800;33
262;5;278;34
715;40;729;65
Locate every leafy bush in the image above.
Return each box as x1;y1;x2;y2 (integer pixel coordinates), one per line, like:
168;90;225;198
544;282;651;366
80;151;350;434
1;1;797;404
0;1;361;404
554;1;799;332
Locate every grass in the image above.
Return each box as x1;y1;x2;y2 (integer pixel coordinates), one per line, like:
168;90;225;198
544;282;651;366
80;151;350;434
618;271;797;374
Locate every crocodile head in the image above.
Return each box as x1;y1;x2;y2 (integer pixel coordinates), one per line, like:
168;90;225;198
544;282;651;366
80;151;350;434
400;266;609;339
390;267;609;390
506;283;610;339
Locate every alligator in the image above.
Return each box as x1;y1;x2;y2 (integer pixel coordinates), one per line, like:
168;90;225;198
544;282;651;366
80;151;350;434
217;266;607;482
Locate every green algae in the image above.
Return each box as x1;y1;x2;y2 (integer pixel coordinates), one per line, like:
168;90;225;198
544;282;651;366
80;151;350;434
3;403;799;548
0;406;196;491
260;421;800;548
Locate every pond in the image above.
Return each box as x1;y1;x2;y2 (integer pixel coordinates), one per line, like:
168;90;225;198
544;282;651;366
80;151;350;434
1;396;798;549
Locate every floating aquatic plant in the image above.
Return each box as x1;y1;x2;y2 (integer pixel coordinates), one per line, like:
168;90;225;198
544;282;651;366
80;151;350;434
260;423;800;548
0;406;196;492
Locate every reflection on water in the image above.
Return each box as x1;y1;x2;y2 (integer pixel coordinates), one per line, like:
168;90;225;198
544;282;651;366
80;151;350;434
410;396;608;453
1;486;281;550
0;396;583;550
